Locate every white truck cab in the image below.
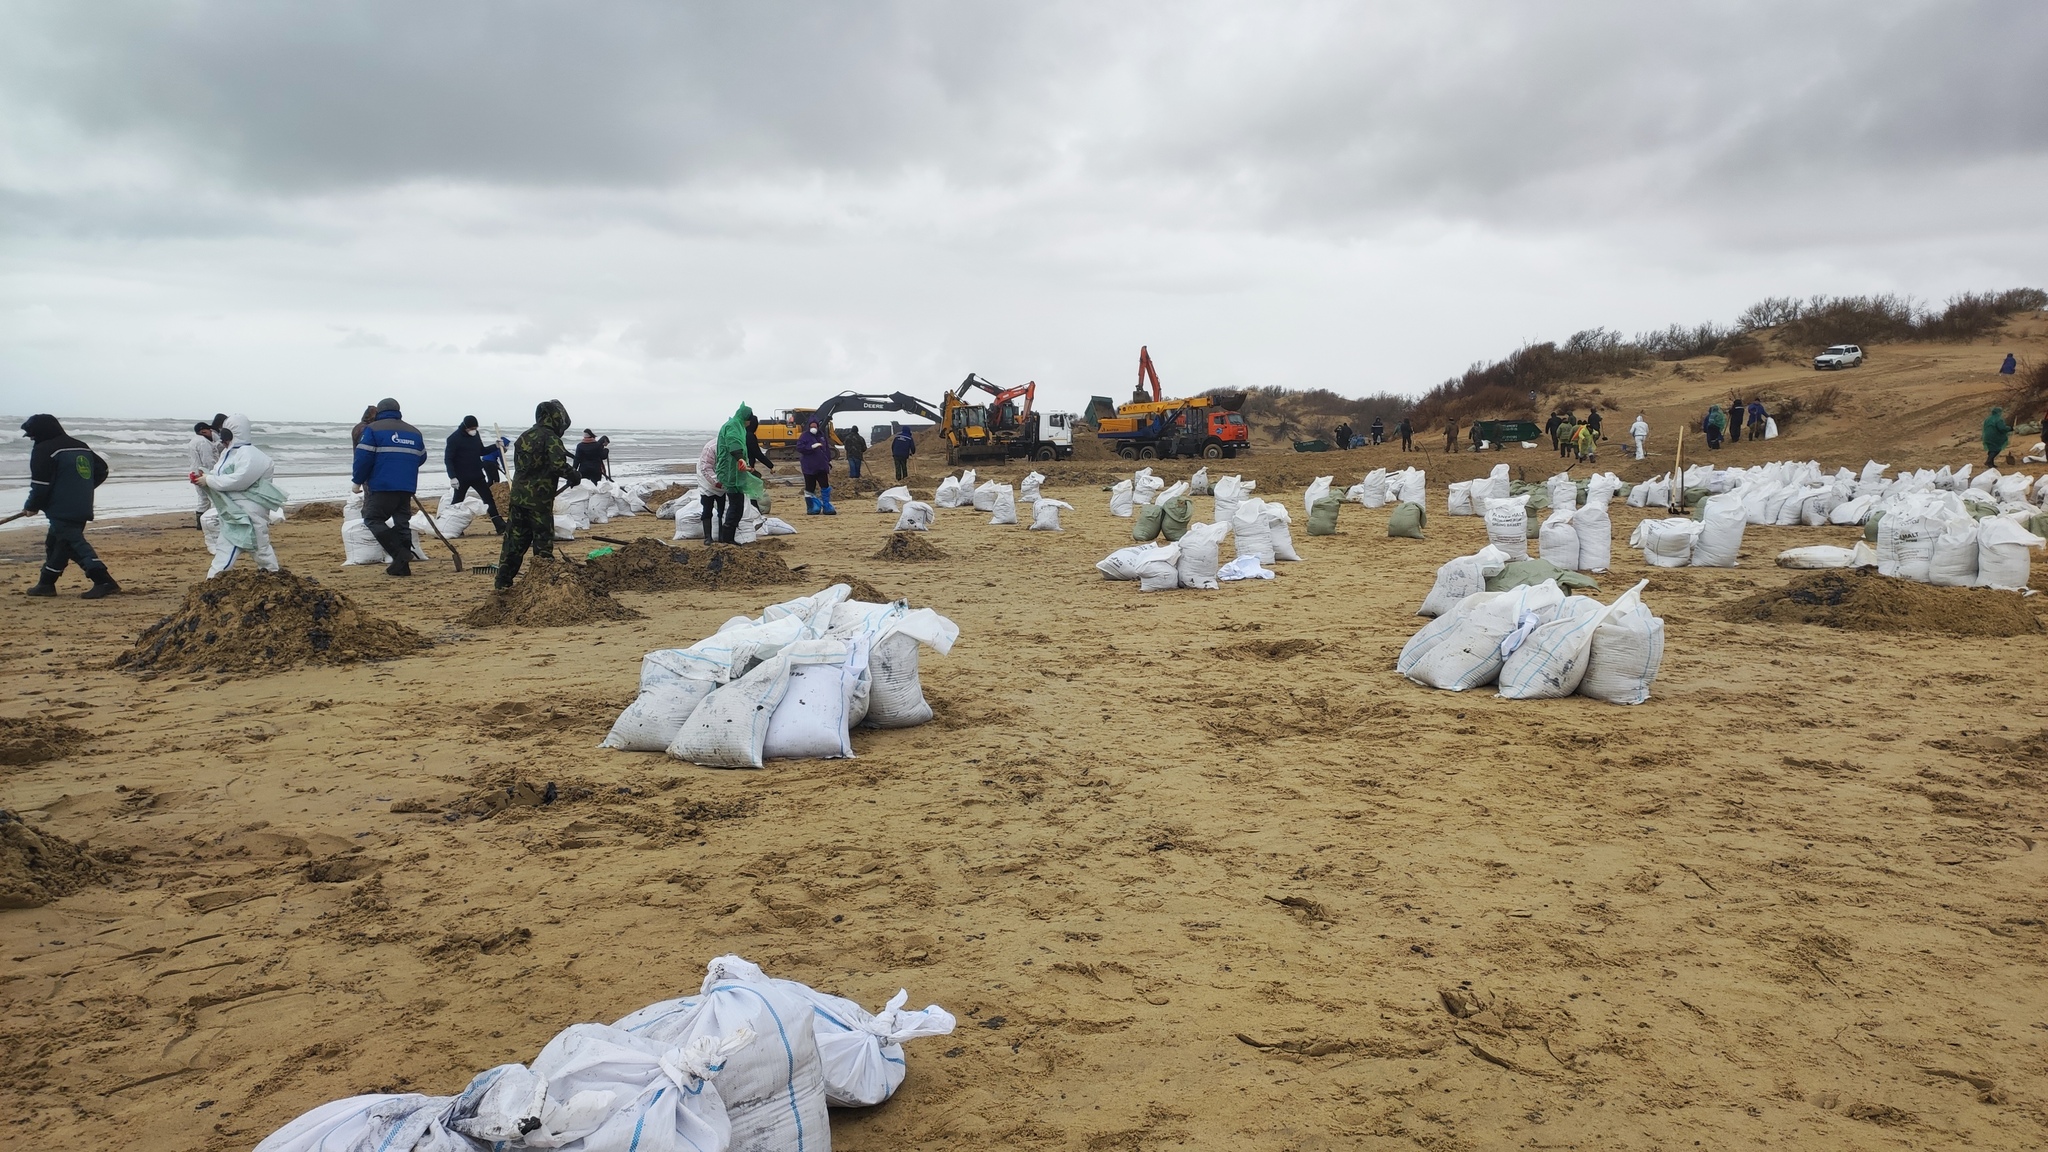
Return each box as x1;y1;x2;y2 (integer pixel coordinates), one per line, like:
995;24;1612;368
1043;411;1078;448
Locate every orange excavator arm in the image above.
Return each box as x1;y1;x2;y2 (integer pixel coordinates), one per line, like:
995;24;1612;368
1138;346;1163;403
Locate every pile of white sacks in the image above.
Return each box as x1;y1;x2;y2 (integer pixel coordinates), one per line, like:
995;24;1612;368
345;478;662;563
660;476;798;544
254;954;955;1152
603;585;958;767
1343;466;1428;509
1096;470;1310;590
873;466;1071;532
1434;464;1621;574
1626;460;2047;586
1400;577;1664;704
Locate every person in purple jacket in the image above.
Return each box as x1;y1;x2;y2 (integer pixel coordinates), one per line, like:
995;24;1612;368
1747;398;1768;440
797;419;836;515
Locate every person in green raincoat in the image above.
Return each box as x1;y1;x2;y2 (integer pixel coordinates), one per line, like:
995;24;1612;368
1703;404;1727;450
1983;407;2012;467
713;404;767;543
494;399;582;590
195;413;288;577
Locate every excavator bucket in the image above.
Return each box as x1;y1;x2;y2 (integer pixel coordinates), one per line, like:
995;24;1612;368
1212;391;1248;412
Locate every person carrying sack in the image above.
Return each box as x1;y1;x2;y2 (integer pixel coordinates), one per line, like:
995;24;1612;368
444;416;506;534
714;404;767;542
20;414;119;599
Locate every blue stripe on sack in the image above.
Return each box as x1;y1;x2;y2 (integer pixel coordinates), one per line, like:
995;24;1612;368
884;1053;906;1067
711;983;805;1151
811;1006;854;1032
627;1086;664;1152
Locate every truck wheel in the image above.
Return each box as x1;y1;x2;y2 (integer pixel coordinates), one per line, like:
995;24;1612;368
1137;446;1157;460
1118;446;1138;461
1034;446;1056;462
1203;442;1223;459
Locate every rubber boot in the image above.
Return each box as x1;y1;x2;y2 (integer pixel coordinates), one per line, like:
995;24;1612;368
26;578;56;598
820;486;837;515
80;569;120;599
489;510;506;535
804;492;820;516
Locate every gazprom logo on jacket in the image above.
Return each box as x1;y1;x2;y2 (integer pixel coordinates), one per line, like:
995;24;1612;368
392;433;421;448
73;457;93;480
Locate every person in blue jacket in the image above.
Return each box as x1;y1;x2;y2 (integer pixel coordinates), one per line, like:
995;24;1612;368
1746;398;1768;440
2000;352;2018;376
351;397;428;576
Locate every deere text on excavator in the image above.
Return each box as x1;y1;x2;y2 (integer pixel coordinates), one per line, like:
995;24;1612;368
1096;347;1250;460
939;374;1077;465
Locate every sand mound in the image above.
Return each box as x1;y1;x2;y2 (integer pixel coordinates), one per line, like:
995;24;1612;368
686;544;805;589
873;532;949;562
581;538;699;593
831;576;893;603
638;483;688;509
0;717;90;767
288;501;347;521
461;566;642;628
116;569;431;673
0;812;108;909
1727;570;2043;636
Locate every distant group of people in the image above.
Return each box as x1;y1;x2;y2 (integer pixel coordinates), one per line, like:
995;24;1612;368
1546;409;1606;462
1329;416;1410;451
1703;398;1770;450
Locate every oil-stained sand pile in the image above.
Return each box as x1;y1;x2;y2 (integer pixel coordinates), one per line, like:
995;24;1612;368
286;501;346;521
872;532;948;561
1729;569;2044;635
0;717;89;767
114;569;430;673
584;539;804;593
460;565;642;628
0;812;109;909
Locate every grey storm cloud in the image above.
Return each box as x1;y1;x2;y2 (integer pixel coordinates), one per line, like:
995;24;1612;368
3;1;2046;424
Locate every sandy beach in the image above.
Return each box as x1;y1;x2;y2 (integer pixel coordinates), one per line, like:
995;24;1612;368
3;334;2046;1150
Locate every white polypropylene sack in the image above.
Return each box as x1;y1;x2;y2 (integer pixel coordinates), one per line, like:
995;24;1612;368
1402;582;1567;691
1483;495;1531;560
988;485;1017;525
341;518;425;565
1498;593;1606;700
1579;580;1664;705
1571;503;1612;573
1977;516;2045;589
971;479;1000;512
762;640;864;760
1632;518;1701;567
555;483;593;530
1109;479;1135;518
826;604;957;729
1417;545;1510;617
876;486;913;513
602;650;726;752
674;508;706;540
1304;476;1334;516
553;516;579;541
1927;519;1980;587
1020;472;1045;502
1262;503;1301;562
1028;498;1070;530
612;956;830;1152
801;987;957;1108
1764;417;1779;439
1217;555;1274;581
1538;510;1580;571
1357;469;1389;507
1176;521;1229;589
1133;469;1165;506
1213;475;1250;524
1189;467;1210;496
935;475;966;508
1098;543;1170;580
1446;481;1475;517
1690;494;1745;567
1777;545;1860;569
1232;497;1275;563
893;502;935;532
1546;473;1578;515
1876;509;1941;582
1138;541;1182;592
759;516;796;536
666;656;792;769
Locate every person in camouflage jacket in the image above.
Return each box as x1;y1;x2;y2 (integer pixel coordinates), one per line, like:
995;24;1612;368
495;399;581;590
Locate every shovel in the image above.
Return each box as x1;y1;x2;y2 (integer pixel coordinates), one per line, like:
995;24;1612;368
409;496;464;572
0;510;30;528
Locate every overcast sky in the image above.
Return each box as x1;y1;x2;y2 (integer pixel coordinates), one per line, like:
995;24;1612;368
3;1;2044;429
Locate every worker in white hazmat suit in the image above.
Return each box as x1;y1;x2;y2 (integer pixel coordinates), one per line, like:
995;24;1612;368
185;421;220;528
1629;413;1649;460
192;414;288;577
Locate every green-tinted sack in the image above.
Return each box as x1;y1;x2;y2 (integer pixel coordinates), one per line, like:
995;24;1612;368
1133;502;1166;542
1485;557;1600;594
1387;501;1426;539
1159;497;1194;541
1863;509;1884;543
1307;495;1342;536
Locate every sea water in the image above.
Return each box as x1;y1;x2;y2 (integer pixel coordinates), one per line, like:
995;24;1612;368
0;416;712;531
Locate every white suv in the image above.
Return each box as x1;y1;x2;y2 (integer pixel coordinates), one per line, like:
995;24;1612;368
1813;344;1864;370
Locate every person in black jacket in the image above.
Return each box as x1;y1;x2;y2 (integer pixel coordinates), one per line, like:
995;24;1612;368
20;414;119;599
573;429;607;483
443;416;506;533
